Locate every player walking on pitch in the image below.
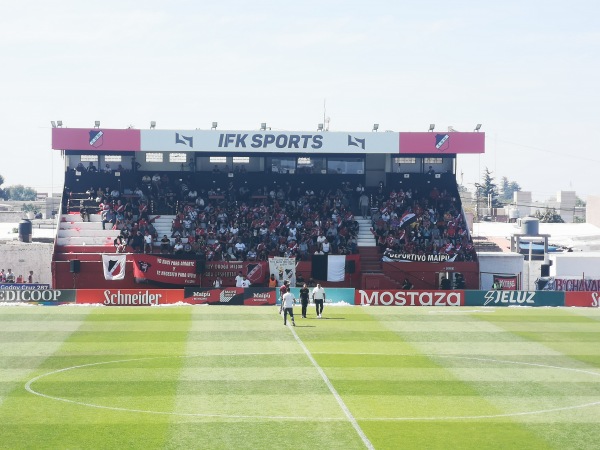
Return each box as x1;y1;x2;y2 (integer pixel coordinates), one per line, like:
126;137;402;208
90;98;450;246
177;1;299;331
281;290;296;326
312;283;326;318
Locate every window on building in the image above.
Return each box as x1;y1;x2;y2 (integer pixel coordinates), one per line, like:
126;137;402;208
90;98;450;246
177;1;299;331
327;158;364;174
169;153;188;163
145;153;163;163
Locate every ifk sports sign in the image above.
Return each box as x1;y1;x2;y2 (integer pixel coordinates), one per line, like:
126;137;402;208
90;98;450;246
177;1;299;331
355;290;464;306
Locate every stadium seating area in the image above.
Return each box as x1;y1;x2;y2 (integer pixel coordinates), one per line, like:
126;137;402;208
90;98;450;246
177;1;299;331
57;169;475;263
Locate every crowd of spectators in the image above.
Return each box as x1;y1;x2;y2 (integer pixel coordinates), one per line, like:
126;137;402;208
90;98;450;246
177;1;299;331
164;179;361;261
370;184;477;262
0;269;36;284
70;168;474;263
76;175;361;260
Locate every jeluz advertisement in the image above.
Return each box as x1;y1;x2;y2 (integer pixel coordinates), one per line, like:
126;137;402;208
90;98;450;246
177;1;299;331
464;290;564;307
355;290;464;306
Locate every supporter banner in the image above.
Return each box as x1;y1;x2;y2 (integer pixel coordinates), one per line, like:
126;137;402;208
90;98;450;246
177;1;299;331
133;255;200;285
493;275;518;290
204;261;268;286
564;292;600;307
283;287;355;305
140;130;400;154
399;132;485;154
541;277;600;291
0;289;76;304
103;254;126;280
269;257;296;287
182;288;276;305
76;289;184;305
382;250;456;263
52;128;140;151
464;290;564;307
311;254;347;282
0;283;50;290
355;290;464;306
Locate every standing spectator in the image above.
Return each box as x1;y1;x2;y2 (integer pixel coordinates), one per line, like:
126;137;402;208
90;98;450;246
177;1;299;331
0;269;5;282
312;283;326;318
359;193;370;218
131;231;144;253
143;231;153;254
27;271;34;284
213;276;223;288
281;290;296;327
5;269;15;283
241;276;251;288
299;283;310;318
235;271;244;287
268;274;277;288
16;274;24;284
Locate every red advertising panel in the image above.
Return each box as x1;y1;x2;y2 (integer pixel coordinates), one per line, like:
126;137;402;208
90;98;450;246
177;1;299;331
182;288;276;305
564;292;600;307
355;290;464;306
493;275;518;290
52;128;141;151
243;288;277;305
76;289;184;305
133;255;200;285
399;132;484;154
183;288;244;305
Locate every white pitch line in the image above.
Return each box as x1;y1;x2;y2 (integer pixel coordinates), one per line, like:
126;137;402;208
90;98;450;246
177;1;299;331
24;353;600;424
288;325;375;450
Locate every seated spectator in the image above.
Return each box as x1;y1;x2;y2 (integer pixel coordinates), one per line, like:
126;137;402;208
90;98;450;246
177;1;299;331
114;234;127;253
160;235;171;254
101;207;116;230
80;208;89;222
16;274;24;283
103;164;112;173
173;238;184;255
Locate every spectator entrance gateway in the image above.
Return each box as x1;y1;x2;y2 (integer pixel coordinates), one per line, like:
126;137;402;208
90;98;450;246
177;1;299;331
52;126;484;290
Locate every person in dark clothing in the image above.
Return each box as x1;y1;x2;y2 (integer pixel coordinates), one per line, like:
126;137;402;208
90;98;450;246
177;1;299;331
299;283;310;318
402;278;413;290
440;276;452;290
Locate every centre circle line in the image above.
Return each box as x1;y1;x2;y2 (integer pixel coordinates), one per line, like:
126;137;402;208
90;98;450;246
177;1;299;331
24;352;600;422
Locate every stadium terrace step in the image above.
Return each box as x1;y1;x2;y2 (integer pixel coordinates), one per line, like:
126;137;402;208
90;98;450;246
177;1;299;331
57;236;116;246
356;217;376;247
62;214;102;222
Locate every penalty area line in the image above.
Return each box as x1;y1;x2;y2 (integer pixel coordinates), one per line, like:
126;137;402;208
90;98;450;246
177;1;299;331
289;325;374;450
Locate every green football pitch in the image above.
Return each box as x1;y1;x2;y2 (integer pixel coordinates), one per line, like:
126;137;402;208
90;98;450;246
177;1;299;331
1;305;599;449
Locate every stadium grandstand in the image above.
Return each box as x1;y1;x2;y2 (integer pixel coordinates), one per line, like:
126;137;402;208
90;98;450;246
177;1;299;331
50;125;485;290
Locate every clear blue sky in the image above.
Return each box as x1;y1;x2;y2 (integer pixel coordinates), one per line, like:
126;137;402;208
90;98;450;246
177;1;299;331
1;0;598;201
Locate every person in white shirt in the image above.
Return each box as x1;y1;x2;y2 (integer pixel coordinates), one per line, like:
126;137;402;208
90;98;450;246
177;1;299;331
235;271;244;287
240;276;251;288
213;276;223;288
281;291;296;326
312;284;326;318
